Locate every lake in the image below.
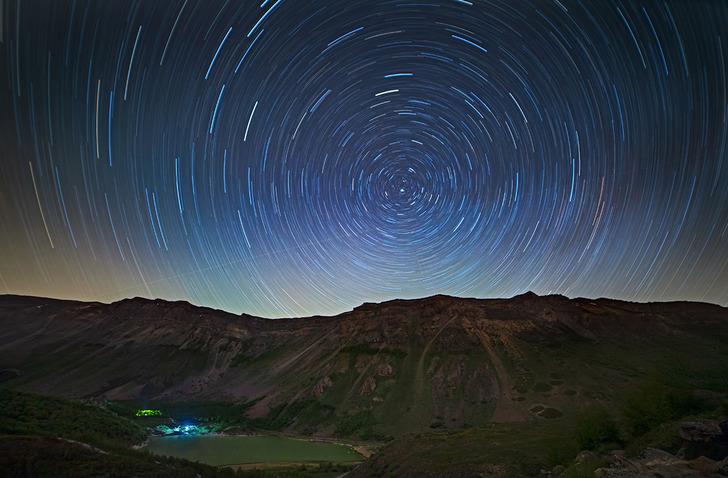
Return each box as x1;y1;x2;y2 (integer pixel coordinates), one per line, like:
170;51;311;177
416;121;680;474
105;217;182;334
145;434;363;466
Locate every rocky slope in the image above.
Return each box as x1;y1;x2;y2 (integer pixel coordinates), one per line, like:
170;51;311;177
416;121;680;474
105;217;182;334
1;293;728;438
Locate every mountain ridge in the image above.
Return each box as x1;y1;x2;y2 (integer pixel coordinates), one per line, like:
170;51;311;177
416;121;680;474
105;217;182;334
2;290;724;323
1;292;728;439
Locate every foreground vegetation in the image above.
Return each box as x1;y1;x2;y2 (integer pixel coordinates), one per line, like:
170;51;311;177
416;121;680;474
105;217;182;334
0;388;146;448
351;379;728;477
0;389;356;478
3;381;725;478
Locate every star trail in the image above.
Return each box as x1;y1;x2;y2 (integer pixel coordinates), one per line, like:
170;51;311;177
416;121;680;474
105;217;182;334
1;1;727;318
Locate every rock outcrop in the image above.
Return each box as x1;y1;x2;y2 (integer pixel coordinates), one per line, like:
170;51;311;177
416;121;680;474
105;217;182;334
594;448;727;477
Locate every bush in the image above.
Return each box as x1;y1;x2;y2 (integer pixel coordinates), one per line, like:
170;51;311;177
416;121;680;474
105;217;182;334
533;382;553;393
540;408;563;419
335;410;376;436
545;440;578;467
622;381;708;437
719;399;728;417
575;408;621;450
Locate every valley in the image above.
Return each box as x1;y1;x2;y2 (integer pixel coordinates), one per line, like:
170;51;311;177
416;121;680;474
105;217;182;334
1;292;728;476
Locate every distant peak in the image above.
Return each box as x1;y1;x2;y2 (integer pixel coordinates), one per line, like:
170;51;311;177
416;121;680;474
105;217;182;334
117;296;154;304
353;294;461;311
512;291;540;300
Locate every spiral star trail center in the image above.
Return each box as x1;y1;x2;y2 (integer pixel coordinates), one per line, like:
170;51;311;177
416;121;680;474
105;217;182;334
0;1;727;317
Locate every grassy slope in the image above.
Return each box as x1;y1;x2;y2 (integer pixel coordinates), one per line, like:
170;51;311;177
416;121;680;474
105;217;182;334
0;389;236;477
119;317;728;445
263;302;728;441
0;436;351;478
0;389;360;478
265;327;728;441
351;401;728;478
350;333;728;478
352;421;579;478
0;388;146;448
0;436;236;478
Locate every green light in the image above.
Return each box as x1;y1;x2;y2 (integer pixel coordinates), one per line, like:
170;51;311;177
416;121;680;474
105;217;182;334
135;409;162;417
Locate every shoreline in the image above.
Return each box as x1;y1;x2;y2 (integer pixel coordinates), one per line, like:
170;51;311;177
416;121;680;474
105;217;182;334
139;430;376;464
142;427;378;454
225;461;362;471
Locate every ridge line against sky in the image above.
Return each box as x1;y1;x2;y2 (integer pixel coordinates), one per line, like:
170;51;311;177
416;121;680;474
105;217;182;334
1;290;726;322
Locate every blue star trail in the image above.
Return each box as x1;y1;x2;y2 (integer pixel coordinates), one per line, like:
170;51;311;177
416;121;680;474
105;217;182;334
1;1;727;318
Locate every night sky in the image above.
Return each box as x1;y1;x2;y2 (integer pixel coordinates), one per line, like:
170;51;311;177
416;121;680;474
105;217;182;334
1;1;727;318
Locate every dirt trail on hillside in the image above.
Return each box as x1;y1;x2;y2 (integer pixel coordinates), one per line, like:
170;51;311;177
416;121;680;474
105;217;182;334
339;343;385;406
409;315;459;421
463;318;527;422
274;328;336;374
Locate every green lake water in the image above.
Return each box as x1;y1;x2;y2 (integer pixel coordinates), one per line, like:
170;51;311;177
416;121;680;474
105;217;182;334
145;435;362;466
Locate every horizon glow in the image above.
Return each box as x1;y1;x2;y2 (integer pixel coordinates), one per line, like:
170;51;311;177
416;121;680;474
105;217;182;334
1;1;727;318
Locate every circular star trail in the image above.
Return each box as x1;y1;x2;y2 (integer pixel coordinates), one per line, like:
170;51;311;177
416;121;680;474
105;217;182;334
1;1;727;317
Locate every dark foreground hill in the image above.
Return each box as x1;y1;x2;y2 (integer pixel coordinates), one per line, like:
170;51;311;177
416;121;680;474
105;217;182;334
1;292;728;441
